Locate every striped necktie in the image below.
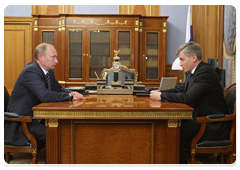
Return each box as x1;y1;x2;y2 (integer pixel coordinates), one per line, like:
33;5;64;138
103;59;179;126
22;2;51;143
46;73;51;91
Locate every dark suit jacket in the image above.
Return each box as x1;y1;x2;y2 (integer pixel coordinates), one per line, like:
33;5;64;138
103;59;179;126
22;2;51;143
5;61;72;145
161;61;230;141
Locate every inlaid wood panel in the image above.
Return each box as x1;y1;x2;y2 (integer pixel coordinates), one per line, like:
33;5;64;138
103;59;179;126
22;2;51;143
58;119;171;164
4;18;32;94
72;120;153;164
32;5;74;15
192;5;223;66
119;5;161;16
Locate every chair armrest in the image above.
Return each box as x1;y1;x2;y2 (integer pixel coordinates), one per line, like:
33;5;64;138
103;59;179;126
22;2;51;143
207;114;225;119
4;112;37;149
191;112;236;149
4;112;32;122
196;113;236;123
4;112;20;118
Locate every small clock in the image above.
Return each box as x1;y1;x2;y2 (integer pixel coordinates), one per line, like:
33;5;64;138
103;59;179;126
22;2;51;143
113;63;120;70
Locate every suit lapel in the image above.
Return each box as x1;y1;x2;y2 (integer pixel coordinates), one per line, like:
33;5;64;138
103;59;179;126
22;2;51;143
33;61;49;89
185;61;203;91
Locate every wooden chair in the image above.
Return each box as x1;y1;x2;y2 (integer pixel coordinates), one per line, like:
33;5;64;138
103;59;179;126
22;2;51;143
4;86;42;164
190;83;236;164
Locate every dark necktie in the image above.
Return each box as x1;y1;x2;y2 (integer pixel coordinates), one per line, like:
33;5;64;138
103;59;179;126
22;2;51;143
46;73;51;91
188;73;193;85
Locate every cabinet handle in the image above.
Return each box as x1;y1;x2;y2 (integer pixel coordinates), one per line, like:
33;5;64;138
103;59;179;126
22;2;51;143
143;55;145;57
83;54;85;56
86;54;89;56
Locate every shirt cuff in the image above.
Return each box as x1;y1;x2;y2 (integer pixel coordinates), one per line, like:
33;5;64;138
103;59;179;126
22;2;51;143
69;93;73;101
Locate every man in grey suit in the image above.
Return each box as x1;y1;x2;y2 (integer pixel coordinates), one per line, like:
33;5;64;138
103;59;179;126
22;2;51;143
5;43;85;148
150;42;230;163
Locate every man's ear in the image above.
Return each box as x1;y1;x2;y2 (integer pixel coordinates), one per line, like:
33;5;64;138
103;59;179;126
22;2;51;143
38;53;42;61
192;54;198;63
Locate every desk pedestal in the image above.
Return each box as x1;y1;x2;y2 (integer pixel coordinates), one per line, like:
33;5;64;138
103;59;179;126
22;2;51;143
45;119;181;164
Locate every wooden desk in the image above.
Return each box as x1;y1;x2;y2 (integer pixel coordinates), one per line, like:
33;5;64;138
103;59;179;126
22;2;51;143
33;95;193;164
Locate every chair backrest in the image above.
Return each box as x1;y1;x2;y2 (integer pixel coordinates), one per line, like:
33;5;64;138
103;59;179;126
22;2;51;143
224;83;236;115
4;86;9;112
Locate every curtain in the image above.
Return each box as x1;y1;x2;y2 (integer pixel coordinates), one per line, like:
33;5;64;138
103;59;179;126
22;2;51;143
223;5;238;87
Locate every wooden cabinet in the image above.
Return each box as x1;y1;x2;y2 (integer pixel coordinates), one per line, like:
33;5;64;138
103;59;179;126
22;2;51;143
32;14;168;87
139;17;167;87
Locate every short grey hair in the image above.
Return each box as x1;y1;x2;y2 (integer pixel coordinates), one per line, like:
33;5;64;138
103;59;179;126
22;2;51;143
176;42;202;60
34;43;53;60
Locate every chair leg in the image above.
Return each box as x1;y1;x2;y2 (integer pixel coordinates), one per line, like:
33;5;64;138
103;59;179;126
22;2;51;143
5;152;10;163
190;154;196;164
32;155;38;164
229;152;233;164
220;153;224;163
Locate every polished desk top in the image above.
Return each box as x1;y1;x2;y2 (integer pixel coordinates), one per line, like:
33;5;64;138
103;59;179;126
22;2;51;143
33;95;193;119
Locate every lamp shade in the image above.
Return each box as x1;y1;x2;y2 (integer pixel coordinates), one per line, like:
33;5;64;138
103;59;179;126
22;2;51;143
171;57;183;70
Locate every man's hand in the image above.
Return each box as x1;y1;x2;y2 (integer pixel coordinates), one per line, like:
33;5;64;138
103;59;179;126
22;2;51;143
150;91;161;100
71;92;86;100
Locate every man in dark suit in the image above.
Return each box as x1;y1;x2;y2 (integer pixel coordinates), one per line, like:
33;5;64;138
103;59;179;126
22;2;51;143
150;42;230;163
5;43;86;148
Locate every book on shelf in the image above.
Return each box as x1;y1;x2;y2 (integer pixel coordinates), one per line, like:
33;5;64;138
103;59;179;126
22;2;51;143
119;48;130;55
147;49;158;55
90;55;109;67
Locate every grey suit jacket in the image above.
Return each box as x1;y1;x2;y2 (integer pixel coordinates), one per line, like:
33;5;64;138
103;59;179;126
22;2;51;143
5;61;72;145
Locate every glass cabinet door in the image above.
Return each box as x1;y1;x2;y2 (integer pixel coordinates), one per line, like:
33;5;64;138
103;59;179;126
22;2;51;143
89;30;110;79
69;30;82;79
39;28;60;80
118;31;131;68
145;32;159;79
42;31;54;45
